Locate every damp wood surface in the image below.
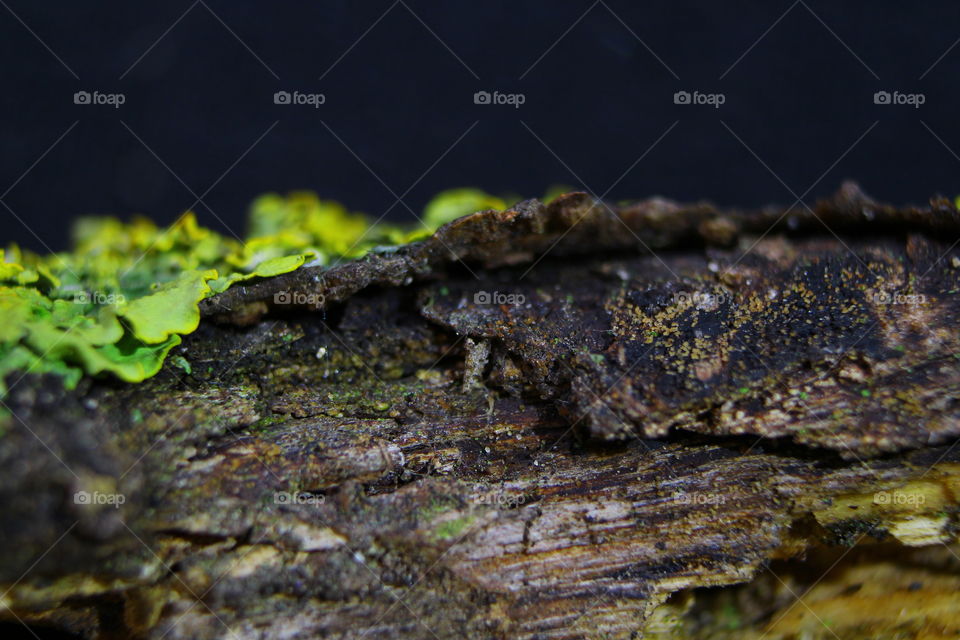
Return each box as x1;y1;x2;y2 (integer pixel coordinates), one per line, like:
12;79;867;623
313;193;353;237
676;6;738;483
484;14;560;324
2;184;960;639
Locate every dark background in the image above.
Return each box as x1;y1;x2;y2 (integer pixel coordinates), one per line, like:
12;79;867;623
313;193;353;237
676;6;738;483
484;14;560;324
1;0;956;252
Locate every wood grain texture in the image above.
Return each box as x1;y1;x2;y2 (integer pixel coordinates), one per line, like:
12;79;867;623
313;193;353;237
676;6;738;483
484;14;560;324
2;185;959;639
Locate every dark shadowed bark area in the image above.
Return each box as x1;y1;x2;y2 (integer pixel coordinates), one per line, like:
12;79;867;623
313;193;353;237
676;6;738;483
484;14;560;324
2;184;960;639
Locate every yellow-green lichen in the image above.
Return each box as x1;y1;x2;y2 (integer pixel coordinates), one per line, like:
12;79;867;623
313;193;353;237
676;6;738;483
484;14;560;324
0;188;511;398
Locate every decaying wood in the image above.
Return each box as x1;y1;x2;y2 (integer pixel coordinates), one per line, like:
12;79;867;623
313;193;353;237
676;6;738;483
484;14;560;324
2;184;959;639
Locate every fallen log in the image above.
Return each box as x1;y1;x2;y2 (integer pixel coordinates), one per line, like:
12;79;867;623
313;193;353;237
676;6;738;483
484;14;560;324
2;184;959;639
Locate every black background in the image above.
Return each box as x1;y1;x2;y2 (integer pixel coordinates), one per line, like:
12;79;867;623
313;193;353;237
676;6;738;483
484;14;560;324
1;1;957;252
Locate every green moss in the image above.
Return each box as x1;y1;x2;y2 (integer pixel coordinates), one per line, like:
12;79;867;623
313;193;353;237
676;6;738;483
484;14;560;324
719;602;742;630
248;414;286;433
419;497;459;521
433;514;475;541
1;188;509;397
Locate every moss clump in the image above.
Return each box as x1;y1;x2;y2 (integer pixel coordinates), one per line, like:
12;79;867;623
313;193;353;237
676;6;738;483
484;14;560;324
433;514;475;541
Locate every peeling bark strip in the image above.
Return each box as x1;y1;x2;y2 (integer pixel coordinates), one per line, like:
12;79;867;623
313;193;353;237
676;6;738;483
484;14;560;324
200;182;960;320
1;185;959;639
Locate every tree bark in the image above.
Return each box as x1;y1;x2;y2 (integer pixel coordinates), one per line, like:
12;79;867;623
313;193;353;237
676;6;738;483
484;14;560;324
2;185;959;639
